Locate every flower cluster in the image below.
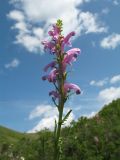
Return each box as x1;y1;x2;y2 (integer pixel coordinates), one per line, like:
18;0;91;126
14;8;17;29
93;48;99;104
42;20;81;102
41;20;81;160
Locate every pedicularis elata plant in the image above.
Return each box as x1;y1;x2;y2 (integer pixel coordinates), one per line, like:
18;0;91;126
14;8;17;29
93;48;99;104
42;20;81;160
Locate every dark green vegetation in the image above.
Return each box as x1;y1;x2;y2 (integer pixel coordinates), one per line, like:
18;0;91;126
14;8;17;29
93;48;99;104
0;99;120;160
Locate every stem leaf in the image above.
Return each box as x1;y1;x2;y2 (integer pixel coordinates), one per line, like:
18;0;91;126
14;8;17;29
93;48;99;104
62;109;72;125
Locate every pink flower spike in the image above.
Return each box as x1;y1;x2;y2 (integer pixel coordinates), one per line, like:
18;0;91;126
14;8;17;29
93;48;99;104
64;83;81;95
43;61;56;72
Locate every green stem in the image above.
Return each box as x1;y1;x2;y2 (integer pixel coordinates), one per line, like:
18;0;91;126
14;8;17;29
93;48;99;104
54;52;65;160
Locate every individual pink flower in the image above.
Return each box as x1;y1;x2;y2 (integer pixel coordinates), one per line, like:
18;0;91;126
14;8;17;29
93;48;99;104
41;40;55;53
64;83;81;95
43;61;56;72
64;48;80;65
62;48;80;71
42;69;58;82
48;25;61;41
62;31;75;47
49;90;59;99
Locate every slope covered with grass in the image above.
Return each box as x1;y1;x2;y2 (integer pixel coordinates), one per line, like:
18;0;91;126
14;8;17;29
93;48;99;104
0;126;24;143
0;99;120;160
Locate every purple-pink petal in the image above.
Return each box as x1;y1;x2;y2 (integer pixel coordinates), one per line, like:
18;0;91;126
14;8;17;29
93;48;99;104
64;83;81;94
49;90;59;99
42;69;58;82
47;69;58;82
66;48;80;55
62;48;80;70
63;31;75;46
48;25;60;41
41;40;55;53
65;48;80;63
42;75;48;81
43;61;56;72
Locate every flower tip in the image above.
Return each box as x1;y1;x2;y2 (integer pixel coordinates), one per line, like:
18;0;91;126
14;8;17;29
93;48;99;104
76;90;81;94
42;76;47;80
74;54;78;58
49;92;52;96
72;31;75;36
75;48;81;54
41;41;44;45
48;31;53;36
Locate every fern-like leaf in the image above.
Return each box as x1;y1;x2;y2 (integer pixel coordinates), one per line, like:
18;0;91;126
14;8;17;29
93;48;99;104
62;109;72;125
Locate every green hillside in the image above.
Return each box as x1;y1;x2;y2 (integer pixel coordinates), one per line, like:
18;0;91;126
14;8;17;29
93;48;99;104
0;126;24;144
0;99;120;160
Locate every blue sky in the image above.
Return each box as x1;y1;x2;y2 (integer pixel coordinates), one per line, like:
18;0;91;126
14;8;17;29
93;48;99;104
0;0;120;132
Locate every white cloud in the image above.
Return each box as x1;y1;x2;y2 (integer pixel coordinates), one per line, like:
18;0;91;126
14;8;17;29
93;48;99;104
28;116;58;133
12;21;27;32
5;58;20;69
100;33;120;49
33;28;44;38
8;0;107;53
90;78;108;87
15;34;41;52
28;104;74;133
101;8;109;14
98;87;120;104
83;111;96;118
113;0;119;5
7;10;27;31
10;0;21;3
110;74;120;84
78;12;107;34
29;104;57;120
90;74;120;87
74;106;81;111
8;10;24;21
28;104;57;133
